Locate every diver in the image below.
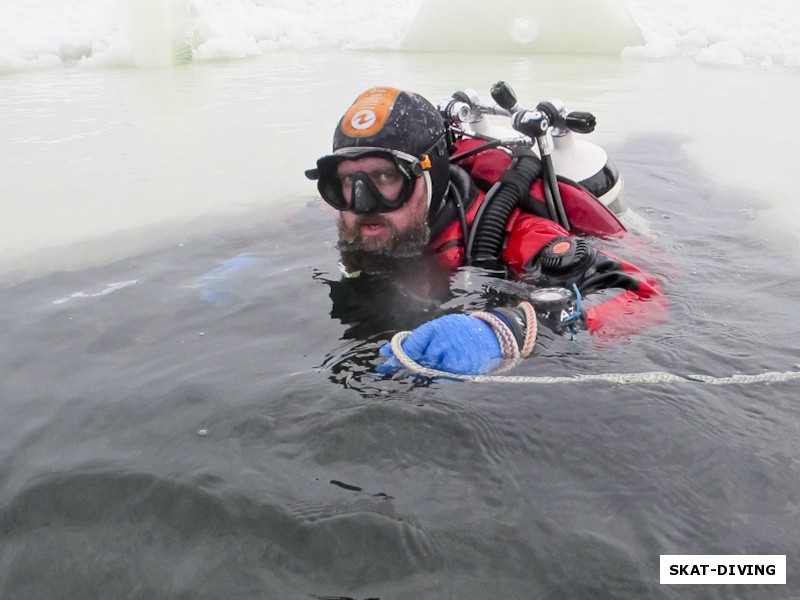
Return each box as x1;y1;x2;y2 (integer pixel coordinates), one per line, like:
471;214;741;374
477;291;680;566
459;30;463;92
306;86;669;376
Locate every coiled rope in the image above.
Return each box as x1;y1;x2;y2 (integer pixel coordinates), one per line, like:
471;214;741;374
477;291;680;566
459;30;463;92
389;330;800;385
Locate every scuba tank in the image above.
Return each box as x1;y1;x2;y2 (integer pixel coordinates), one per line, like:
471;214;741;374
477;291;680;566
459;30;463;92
439;82;629;268
441;82;627;221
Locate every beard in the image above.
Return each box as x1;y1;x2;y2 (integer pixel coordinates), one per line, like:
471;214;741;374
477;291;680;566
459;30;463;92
336;213;431;275
336;213;431;256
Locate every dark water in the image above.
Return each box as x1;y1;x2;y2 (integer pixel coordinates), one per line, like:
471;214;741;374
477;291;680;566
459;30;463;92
1;134;798;599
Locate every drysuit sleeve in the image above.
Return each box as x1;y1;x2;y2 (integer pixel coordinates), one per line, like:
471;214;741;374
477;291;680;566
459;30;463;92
501;213;669;337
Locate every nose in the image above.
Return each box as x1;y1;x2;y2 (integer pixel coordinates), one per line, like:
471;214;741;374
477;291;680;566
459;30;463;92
349;177;379;214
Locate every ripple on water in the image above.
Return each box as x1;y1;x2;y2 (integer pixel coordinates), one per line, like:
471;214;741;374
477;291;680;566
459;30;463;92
0;464;447;596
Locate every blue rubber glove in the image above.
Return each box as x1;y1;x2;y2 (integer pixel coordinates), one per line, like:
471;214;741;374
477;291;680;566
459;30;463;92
378;314;503;376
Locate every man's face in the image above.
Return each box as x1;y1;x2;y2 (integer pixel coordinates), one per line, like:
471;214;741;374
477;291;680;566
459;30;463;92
335;155;430;256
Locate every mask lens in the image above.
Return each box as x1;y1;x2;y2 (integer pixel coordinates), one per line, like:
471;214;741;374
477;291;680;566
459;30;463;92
350;166;405;204
316;151;419;213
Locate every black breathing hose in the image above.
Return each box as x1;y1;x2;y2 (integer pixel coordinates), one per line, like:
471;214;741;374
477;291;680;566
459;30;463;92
541;153;570;231
466;148;543;267
541;164;560;227
449;138;504;163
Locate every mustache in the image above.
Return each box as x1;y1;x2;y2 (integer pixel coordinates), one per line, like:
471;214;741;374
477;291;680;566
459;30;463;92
352;214;391;227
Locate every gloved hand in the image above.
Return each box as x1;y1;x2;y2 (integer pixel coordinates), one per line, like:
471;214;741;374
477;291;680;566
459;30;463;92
377;314;503;376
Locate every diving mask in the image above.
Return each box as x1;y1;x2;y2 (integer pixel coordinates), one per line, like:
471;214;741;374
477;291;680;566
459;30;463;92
305;147;432;214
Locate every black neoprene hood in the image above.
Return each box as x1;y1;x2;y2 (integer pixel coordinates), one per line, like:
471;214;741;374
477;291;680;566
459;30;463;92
331;86;451;219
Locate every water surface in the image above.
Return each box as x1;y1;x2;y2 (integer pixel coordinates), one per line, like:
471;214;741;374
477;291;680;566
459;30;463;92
1;50;799;599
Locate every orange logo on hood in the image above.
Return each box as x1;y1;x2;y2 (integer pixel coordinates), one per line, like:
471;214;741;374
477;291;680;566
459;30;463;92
341;87;401;137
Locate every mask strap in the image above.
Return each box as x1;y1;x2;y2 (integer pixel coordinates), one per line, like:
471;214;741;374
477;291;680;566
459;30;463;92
416;132;447;209
422;171;432;208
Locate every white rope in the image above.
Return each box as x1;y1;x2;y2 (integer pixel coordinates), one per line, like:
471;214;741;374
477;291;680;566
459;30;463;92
389;331;800;385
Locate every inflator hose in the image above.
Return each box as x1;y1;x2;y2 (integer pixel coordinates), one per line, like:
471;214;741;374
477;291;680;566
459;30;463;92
467;149;543;267
542;153;570;231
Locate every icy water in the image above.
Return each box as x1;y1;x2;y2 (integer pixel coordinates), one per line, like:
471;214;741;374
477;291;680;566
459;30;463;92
1;50;800;598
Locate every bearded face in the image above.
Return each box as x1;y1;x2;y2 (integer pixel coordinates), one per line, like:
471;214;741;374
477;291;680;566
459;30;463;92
336;210;430;256
336;209;430;275
334;155;431;273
